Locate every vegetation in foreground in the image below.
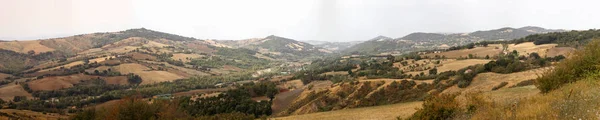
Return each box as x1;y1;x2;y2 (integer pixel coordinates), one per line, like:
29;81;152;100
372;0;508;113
407;39;600;120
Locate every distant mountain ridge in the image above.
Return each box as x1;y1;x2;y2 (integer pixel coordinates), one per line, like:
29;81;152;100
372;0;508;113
344;26;565;54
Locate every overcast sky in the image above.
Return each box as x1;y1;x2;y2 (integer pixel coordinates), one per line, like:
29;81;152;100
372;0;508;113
1;0;600;42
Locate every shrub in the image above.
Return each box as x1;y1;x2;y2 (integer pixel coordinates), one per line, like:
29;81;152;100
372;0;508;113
536;39;600;93
408;94;460;120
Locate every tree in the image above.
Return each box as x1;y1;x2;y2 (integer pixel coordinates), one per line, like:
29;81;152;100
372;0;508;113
485;55;490;59
347;69;353;75
529;52;541;59
94;70;100;75
13;96;26;102
429;68;438;75
27;50;35;55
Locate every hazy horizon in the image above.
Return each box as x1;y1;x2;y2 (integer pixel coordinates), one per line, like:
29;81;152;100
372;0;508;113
2;0;600;42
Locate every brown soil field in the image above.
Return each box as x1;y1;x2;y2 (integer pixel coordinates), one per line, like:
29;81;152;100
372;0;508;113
0;73;11;80
273;101;423;120
28;74;94;91
127;52;157;61
546;47;575;57
171;53;202;63
0;40;55;54
103;76;129;85
0;83;33;101
0;109;68;120
28;74;129;91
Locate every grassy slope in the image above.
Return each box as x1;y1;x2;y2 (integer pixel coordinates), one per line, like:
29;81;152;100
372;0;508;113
273;101;423;120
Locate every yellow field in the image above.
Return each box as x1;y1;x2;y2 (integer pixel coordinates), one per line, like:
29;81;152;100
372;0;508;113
272;101;423;120
0;40;55;54
0;83;33;101
436;59;491;73
508;42;557;57
442;67;549;97
136;71;184;85
39;61;85;72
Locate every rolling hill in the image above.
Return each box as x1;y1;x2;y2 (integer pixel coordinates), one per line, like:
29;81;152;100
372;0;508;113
217;35;330;61
343;26;565;54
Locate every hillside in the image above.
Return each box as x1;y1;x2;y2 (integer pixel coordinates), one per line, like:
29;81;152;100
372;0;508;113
344;26;565;55
303;40;363;52
217;35;329;61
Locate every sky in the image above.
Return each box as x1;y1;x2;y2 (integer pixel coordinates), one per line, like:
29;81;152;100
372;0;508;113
1;0;600;42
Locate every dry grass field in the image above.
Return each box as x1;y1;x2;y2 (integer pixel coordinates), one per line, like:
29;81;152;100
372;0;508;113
39;61;85;72
128;52;157;60
0;109;68;120
0;83;33;101
272;101;423;120
134;71;184;85
28;74;93;91
436;59;491;72
0;73;11;80
442;67;548;95
27;74;129;91
0;40;55;54
546;47;575;57
508;42;557;57
424;44;503;58
171;53;202;63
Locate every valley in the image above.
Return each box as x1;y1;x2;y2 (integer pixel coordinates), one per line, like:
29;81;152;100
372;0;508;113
0;27;596;120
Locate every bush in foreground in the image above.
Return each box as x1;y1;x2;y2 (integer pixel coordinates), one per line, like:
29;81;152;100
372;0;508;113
536;39;600;93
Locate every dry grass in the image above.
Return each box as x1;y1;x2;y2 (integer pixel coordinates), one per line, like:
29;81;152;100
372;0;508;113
136;71;184;85
272;101;423;120
0;73;11;81
0;40;55;54
28;74;94;91
107;46;139;53
171;53;202;63
128;52;157;61
423;44;503;58
546;47;575;57
470;78;600;119
0;109;68;120
442;67;548;95
436;59;491;73
0;83;33;101
508;42;557;57
39;61;85;72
